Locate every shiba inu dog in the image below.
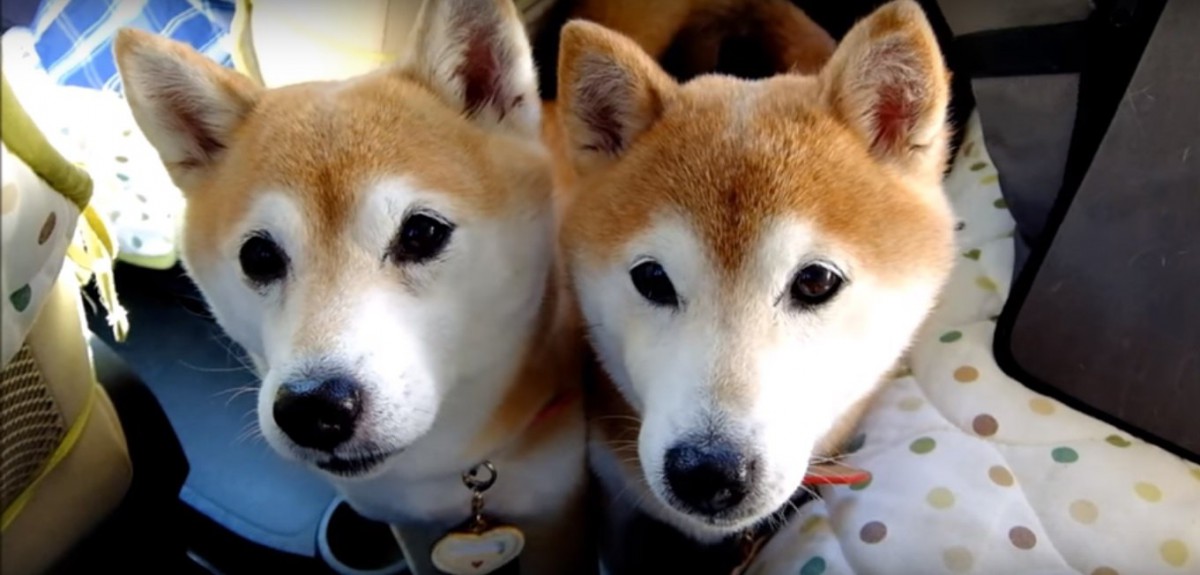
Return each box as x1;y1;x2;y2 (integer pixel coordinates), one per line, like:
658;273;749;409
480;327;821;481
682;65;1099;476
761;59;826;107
114;0;590;573
552;0;956;570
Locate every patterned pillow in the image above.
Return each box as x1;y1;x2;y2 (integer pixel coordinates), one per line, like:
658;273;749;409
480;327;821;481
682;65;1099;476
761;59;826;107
29;0;236;92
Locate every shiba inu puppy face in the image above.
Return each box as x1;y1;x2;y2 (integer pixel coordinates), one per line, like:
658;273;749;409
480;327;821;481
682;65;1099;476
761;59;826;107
558;0;956;541
116;0;552;480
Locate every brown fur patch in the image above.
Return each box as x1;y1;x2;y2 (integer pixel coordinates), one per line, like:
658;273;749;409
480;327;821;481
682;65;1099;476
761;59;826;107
559;2;954;286
562;74;952;283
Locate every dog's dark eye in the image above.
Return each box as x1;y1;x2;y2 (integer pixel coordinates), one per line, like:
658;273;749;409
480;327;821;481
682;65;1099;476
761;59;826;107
630;260;679;307
789;263;844;308
239;232;289;286
389;213;454;265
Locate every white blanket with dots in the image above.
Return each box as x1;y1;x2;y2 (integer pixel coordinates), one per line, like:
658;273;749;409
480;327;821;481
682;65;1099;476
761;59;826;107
747;112;1200;575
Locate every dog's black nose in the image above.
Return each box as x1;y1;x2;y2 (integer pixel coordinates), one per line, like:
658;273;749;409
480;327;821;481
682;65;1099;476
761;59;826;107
664;440;755;516
273;377;362;452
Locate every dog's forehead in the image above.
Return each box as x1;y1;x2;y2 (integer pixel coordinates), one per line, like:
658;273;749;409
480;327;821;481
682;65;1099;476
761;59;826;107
569;76;951;283
197;73;546;240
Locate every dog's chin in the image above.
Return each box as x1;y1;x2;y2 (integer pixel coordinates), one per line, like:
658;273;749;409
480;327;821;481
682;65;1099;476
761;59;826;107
314;449;401;480
658;503;764;544
651;480;802;544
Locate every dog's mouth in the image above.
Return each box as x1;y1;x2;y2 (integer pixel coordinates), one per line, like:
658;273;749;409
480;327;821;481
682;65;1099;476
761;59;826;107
316;451;398;478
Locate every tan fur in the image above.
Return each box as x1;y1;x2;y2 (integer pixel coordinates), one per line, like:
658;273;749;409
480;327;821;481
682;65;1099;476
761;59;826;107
557;15;951;285
115;3;593;570
554;0;958;565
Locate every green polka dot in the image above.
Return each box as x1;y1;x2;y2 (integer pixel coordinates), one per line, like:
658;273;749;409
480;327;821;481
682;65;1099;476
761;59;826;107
800;556;827;575
970;162;988;171
981;174;1000;185
1105;435;1132;448
963;141;976;157
9;284;32;312
849;475;872;491
939;330;963;343
962;249;981;260
131;236;144;249
844;433;866;454
910;437;936;454
993;198;1008;209
975;276;999;291
115;155;129;163
122;129;132;137
1052;447;1079;463
116;173;130;182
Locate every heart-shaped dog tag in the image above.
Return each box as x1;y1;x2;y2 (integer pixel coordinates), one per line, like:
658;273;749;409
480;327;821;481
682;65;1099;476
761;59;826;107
430;525;525;575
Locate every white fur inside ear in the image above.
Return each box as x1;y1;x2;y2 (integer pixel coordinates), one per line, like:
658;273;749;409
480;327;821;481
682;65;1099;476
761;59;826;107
404;0;540;137
568;53;644;155
117;40;255;188
855;39;936;151
821;1;948;164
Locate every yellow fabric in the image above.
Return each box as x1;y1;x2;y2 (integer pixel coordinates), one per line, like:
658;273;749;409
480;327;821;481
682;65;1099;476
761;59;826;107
66;205;127;342
0;384;129;575
0;71;92;211
231;0;264;85
0;381;96;532
0;270;131;575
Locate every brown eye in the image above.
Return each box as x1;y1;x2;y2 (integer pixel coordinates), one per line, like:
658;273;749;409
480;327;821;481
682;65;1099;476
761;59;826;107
240;232;289;286
630;260;678;307
789;264;844;308
388;213;454;265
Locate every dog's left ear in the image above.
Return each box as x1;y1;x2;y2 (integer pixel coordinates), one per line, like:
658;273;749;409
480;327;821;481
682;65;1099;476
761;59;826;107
402;0;540;138
820;0;950;178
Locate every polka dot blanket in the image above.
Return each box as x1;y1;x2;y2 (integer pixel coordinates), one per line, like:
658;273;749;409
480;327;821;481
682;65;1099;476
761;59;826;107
747;113;1200;575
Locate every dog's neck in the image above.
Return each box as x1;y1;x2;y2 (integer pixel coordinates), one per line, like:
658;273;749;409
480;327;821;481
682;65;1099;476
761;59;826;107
385;265;580;483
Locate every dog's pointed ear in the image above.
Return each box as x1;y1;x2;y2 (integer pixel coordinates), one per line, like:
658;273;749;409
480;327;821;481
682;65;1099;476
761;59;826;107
403;0;540;138
115;28;261;193
819;0;950;178
557;20;676;177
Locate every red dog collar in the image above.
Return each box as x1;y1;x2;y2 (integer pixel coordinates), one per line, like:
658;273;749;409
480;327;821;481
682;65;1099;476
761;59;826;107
803;462;871;486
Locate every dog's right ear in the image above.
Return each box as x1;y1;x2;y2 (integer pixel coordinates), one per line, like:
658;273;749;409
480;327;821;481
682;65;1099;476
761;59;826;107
557;20;676;177
402;0;541;139
115;28;260;193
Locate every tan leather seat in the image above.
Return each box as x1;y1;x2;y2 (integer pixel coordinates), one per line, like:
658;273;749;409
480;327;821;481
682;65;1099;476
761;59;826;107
1;276;133;575
1;70;132;575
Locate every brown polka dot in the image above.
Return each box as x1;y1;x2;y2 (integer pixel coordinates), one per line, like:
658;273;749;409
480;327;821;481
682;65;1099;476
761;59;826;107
943;546;974;573
954;366;980;383
1069;500;1099;524
1008;526;1037;549
988;466;1014;487
859;521;887;544
1;181;18;214
971;414;998;436
38;211;57;245
1091;567;1119;575
1029;397;1056;415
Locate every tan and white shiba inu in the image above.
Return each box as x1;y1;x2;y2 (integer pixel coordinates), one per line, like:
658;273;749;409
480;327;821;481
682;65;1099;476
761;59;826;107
553;0;956;570
114;0;590;573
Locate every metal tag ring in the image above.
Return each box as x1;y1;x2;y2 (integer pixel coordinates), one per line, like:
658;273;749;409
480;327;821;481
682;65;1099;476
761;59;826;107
462;461;497;492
